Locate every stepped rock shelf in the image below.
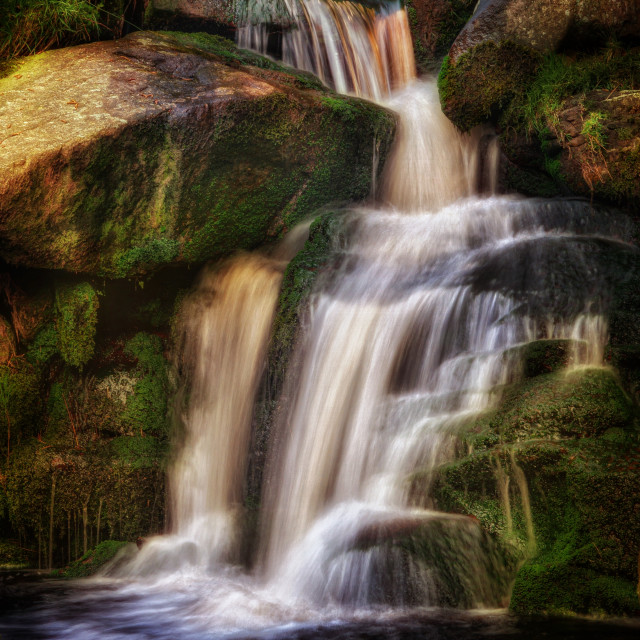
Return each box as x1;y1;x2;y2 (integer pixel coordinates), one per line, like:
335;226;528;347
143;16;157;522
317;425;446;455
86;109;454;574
0;30;395;278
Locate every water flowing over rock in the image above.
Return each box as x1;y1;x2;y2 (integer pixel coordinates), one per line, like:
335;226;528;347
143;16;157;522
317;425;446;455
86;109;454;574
0;30;395;277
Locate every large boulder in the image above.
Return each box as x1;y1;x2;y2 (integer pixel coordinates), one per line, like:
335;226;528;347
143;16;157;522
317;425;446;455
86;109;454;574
438;0;640;213
440;0;640;130
450;0;640;62
426;357;640;616
0;31;395;278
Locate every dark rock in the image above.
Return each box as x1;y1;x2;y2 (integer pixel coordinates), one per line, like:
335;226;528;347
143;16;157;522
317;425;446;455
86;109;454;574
405;0;476;71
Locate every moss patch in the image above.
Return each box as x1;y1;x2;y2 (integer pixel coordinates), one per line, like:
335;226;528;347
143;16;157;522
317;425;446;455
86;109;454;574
54;282;100;368
439;41;542;131
52;539;128;578
465;367;634;447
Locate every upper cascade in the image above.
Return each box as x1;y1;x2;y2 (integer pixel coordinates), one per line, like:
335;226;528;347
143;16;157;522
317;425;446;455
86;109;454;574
238;0;416;99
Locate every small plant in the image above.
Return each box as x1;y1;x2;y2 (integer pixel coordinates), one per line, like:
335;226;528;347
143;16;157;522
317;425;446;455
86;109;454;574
581;110;607;155
580;110;610;190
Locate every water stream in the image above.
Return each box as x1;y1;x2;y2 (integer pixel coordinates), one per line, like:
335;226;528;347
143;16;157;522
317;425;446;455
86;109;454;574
1;1;635;638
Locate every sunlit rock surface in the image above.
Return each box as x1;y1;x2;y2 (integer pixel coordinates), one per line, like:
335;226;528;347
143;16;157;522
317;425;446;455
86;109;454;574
0;31;395;277
450;0;640;61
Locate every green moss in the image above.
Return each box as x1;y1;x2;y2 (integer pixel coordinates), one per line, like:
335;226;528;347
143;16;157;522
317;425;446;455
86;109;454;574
54;282;100;368
0;360;41;460
122;333;169;437
110;435;167;469
116;237;179;275
511;560;639;616
179;91;393;265
504;46;640;138
439;41;541;131
54;539;128;578
470;367;634;445
519;339;574;378
427;359;640;618
26;323;59;365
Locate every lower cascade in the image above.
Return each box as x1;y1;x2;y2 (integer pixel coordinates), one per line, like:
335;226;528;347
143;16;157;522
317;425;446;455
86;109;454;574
11;1;637;637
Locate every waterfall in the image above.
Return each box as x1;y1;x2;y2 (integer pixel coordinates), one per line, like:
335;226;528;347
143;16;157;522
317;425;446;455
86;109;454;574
237;0;416;100
235;0;610;609
114;0;612;616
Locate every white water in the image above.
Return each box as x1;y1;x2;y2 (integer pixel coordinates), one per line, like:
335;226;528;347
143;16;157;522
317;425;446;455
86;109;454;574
258;83;608;610
31;2;625;637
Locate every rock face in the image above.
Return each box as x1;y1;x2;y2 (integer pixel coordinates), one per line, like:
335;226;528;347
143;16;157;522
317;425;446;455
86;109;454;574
429;360;640;616
150;0;234;25
438;0;640;213
450;0;640;62
0;31;395;278
405;0;476;71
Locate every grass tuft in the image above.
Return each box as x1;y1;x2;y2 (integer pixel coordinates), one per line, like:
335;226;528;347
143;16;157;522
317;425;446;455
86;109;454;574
0;0;101;60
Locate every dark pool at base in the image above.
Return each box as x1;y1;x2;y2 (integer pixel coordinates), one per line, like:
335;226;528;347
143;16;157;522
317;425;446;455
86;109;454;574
1;576;638;640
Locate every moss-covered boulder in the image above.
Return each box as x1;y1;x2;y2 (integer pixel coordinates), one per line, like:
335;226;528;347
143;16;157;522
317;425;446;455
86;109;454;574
438;1;640;211
0;30;395;277
424;352;640;616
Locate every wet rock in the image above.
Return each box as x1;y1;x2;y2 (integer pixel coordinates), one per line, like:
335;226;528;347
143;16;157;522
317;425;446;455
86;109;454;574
405;0;476;71
0;31;395;278
148;0;235;27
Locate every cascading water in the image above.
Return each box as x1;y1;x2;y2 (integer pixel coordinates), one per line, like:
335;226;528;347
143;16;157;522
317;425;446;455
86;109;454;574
125;0;611;605
257;87;609;608
8;2;634;638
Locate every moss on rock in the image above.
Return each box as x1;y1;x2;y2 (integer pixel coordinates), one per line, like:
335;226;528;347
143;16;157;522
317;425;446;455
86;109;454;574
465;366;634;447
426;355;640;616
0;31;395;278
438;41;541;131
54;282;100;369
53;539;129;578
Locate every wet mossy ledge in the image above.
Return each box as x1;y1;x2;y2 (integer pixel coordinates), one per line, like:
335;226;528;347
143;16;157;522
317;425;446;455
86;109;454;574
411;341;640;617
0;30;396;278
